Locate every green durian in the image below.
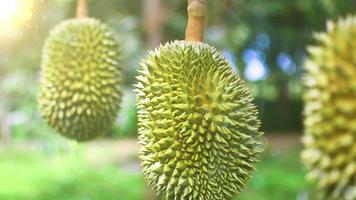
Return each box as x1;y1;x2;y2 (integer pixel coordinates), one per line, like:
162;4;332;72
135;41;263;200
302;16;356;200
38;18;122;141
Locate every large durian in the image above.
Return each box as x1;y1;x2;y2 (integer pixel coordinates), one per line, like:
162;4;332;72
302;16;356;199
38;18;122;141
135;41;263;200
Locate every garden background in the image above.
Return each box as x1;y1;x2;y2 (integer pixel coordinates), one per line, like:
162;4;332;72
0;0;355;199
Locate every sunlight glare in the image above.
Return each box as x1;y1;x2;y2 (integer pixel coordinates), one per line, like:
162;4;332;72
0;0;34;37
0;1;19;23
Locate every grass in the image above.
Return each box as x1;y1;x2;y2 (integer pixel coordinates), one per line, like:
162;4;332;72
0;142;315;200
0;150;144;200
238;147;315;200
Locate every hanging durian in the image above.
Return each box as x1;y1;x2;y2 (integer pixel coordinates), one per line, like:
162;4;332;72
38;0;122;141
135;0;263;199
302;16;356;200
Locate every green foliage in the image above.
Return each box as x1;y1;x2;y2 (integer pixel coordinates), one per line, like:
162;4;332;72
0;146;310;200
136;41;263;200
38;18;122;141
0;150;144;200
112;90;138;138
239;149;315;200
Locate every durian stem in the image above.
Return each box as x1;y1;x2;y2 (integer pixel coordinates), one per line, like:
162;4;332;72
185;0;207;42
76;0;88;19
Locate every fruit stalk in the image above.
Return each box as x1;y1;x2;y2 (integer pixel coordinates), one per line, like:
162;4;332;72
76;0;88;19
185;0;207;42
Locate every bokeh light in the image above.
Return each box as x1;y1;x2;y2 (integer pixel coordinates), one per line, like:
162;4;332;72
243;49;269;81
0;0;34;38
277;52;296;75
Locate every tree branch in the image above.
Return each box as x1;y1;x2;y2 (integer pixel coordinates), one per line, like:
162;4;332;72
76;0;88;19
185;0;207;42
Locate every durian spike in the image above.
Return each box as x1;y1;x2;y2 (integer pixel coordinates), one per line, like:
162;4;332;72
76;0;88;19
185;0;207;42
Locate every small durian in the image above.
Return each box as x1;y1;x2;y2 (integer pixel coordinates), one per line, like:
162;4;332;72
302;16;356;200
38;18;122;141
135;40;263;200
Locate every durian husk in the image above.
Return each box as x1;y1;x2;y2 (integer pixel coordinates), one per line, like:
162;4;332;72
135;40;263;200
38;18;122;141
302;16;356;200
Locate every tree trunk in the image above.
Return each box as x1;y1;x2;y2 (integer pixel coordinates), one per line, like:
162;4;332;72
143;0;165;49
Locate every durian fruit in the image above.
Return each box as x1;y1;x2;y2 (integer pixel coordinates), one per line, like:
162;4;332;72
38;18;122;141
302;16;356;200
135;41;263;200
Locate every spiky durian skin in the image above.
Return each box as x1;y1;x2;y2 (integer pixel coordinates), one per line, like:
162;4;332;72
135;41;263;200
38;18;122;141
302;16;356;200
